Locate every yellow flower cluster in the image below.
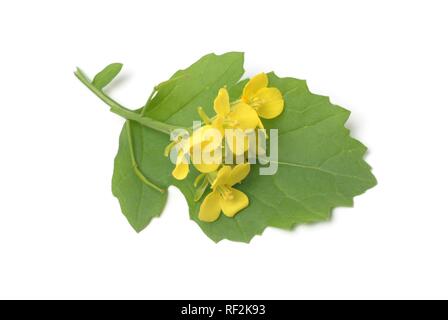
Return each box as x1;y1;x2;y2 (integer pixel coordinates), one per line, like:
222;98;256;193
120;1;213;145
168;73;284;222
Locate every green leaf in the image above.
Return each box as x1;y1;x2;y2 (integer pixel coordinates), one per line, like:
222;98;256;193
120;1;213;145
111;52;376;242
92;63;123;90
111;122;168;232
142;52;245;126
193;74;377;242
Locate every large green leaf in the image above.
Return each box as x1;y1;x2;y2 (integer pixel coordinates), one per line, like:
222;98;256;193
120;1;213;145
111;52;377;242
193;74;376;242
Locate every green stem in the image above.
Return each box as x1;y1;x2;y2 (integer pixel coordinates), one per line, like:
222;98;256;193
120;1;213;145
74;67;171;193
74;67;179;135
126;121;165;194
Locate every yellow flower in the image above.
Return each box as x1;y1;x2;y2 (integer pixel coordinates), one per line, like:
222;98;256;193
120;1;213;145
242;73;284;121
172;125;222;180
213;88;259;132
198;163;250;222
213;88;259;155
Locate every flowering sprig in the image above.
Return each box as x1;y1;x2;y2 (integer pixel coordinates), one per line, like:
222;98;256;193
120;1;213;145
75;53;376;242
167;73;284;222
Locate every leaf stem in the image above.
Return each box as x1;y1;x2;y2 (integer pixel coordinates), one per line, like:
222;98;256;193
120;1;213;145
74;67;178;135
126;121;166;194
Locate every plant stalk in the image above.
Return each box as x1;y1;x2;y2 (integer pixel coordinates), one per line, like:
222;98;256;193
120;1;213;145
74;67;179;135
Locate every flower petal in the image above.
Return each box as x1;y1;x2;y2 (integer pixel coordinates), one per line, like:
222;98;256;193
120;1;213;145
211;166;231;189
191;125;211;148
194;161;221;173
225;130;251;155
228;163;251;187
192;129;222;174
229;102;260;130
172;152;189;180
253;87;284;119
212;116;225;136
213;88;230;117
198;191;222;222
201;125;223;150
242;73;268;102
220;188;249;218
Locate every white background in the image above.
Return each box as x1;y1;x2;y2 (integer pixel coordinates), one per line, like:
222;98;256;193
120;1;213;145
0;0;447;300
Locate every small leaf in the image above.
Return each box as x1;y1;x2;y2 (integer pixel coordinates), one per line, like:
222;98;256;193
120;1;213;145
92;63;123;90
